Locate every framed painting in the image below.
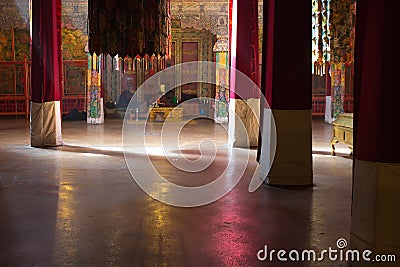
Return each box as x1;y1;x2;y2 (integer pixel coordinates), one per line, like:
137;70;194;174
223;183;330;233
64;65;86;95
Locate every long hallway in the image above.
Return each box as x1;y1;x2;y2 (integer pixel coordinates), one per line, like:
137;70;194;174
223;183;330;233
0;118;352;266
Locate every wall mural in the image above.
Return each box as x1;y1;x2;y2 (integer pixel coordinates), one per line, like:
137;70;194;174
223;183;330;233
14;29;30;61
0;0;89;106
170;0;259;40
0;30;12;61
0;0;89;61
0;65;14;95
0;28;29;96
62;29;88;60
0;29;30;62
0;0;29;31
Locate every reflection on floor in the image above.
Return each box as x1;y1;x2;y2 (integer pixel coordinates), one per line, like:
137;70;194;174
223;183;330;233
0;118;352;266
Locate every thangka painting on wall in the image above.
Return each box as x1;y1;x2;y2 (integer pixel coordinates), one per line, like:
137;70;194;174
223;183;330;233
214;51;229;123
65;65;86;95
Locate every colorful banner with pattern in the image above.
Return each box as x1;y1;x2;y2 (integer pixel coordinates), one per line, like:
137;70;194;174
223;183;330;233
215;52;229;123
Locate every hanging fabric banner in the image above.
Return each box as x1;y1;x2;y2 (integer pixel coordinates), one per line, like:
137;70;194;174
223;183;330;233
331;62;345;119
329;0;356;120
88;0;144;57
88;0;171;58
87;53;104;124
312;0;331;76
214;46;229;124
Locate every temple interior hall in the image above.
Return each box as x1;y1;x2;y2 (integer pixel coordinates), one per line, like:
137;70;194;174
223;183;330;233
1;118;352;267
1;0;399;266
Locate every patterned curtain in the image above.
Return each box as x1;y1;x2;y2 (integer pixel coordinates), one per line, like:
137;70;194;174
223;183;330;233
329;0;355;64
88;0;171;57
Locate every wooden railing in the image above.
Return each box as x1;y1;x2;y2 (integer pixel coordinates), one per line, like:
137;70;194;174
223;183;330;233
311;94;354;117
312;95;326;117
0;59;30;117
0;59;87;116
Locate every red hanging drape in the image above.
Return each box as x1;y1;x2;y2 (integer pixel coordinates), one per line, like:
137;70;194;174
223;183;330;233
353;0;400;163
262;0;312;110
230;0;260;100
31;0;63;103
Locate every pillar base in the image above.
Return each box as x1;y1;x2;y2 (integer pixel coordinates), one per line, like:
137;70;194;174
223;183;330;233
30;101;62;147
265;109;313;186
350;159;400;267
228;98;260;148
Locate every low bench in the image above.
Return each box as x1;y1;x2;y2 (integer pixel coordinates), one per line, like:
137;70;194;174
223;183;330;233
331;113;353;156
148;107;183;122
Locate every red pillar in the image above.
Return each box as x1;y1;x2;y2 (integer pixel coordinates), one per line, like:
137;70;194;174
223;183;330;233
351;0;400;263
228;0;260;148
30;0;63;147
258;0;313;185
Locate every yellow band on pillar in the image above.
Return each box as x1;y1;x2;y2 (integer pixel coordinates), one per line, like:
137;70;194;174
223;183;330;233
351;159;400;267
228;98;260;148
266;109;313;186
30;101;62;147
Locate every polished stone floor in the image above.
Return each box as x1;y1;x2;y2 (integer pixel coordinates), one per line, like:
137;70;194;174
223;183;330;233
0;117;353;266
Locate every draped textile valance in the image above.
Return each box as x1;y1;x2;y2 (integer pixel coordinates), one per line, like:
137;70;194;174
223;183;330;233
88;0;171;57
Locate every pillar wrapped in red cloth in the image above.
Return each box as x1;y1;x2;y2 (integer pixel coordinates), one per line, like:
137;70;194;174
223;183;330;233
30;0;63;147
